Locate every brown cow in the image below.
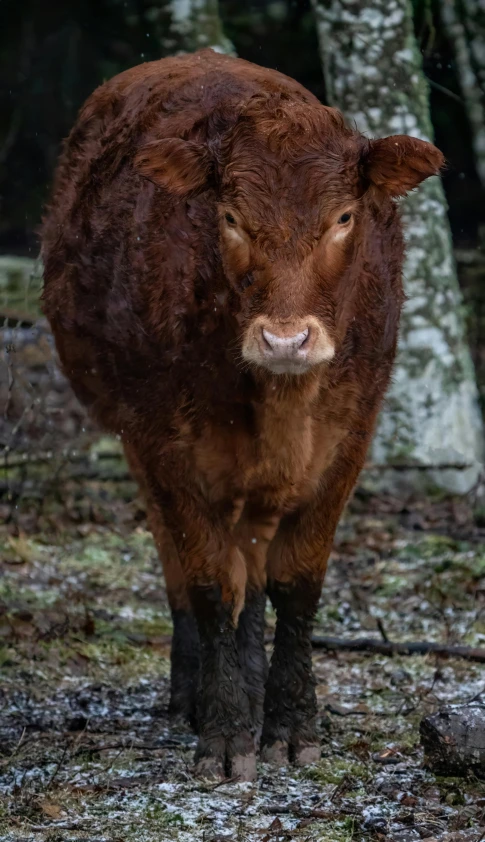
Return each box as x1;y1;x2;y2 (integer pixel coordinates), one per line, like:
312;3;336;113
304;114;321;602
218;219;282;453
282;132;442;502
41;49;443;781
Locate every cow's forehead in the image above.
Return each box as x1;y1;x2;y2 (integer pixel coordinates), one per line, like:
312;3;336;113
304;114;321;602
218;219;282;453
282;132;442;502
222;150;360;225
222;117;362;210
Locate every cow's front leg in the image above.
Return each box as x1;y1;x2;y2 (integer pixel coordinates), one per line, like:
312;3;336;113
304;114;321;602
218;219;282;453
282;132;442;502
261;578;321;765
236;588;267;740
145;466;256;779
190;566;255;780
234;510;279;740
262;453;369;767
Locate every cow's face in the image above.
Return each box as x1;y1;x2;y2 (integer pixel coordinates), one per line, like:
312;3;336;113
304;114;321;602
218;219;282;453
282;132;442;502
136;95;443;376
217;120;359;374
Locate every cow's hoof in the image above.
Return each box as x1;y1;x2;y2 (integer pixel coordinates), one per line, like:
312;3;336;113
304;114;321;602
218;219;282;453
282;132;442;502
294;743;321;766
231;752;257;781
194;733;256;781
261;739;288;766
194;754;225;780
261;739;321;768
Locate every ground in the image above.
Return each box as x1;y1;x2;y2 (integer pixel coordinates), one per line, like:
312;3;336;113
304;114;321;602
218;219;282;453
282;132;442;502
1;460;485;842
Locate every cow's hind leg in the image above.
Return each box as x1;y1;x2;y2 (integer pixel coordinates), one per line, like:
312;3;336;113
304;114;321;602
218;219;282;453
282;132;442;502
149;510;200;725
124;443;200;724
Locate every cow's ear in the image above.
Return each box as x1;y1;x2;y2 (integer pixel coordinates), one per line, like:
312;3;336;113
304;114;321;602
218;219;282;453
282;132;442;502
135;138;211;194
362;135;445;198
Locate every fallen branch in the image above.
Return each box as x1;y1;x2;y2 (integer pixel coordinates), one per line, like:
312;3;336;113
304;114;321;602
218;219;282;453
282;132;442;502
364;462;474;471
310;635;485;663
0;449;125;468
263;804;336;819
0;449;475;473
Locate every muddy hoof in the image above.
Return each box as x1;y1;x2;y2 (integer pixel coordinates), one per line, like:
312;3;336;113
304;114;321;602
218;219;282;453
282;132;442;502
294;743;321;766
261;739;321;767
194;754;225;780
261;739;288;766
231;752;257;781
194;732;256;780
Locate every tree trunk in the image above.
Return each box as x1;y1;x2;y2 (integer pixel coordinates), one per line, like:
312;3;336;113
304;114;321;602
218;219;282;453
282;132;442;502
312;0;484;493
154;0;234;56
440;0;485;186
461;0;485;101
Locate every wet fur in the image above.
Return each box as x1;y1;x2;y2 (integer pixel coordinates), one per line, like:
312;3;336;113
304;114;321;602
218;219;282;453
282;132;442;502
41;49;444;779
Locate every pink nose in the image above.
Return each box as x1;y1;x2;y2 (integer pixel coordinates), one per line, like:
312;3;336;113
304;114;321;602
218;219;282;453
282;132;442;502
262;327;309;358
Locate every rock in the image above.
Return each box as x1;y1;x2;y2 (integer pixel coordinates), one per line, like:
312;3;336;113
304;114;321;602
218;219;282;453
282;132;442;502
420;705;485;777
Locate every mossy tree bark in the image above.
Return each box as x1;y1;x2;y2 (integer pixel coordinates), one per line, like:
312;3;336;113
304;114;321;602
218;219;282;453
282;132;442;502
312;0;484;492
151;0;234;56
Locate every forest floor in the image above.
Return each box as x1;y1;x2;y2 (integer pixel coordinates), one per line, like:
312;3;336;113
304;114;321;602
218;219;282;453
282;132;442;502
1;468;485;842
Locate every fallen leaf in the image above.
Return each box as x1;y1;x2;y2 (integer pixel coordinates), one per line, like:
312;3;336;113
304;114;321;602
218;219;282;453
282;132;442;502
40;802;62;819
269;817;283;832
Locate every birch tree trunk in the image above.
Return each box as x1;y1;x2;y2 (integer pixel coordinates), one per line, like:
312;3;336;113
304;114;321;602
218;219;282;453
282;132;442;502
462;0;485;103
312;0;484;493
440;0;485;186
152;0;234;56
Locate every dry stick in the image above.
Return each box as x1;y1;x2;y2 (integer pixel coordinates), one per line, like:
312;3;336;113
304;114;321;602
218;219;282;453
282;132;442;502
46;742;70;791
310;636;485;663
264;805;336;819
0;450;125;468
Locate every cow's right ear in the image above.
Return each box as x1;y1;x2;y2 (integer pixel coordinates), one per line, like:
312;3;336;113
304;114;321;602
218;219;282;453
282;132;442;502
134;138;211;194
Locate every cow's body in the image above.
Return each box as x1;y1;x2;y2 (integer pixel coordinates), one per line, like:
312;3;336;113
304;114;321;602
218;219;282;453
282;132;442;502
42;49;443;780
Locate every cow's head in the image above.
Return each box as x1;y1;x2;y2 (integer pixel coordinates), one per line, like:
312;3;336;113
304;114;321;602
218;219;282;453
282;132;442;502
136;93;444;376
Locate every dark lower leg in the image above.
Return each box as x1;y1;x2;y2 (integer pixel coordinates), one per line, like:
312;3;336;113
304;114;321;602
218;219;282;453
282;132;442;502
169;608;200;725
190;586;255;780
261;580;320;765
236;589;268;739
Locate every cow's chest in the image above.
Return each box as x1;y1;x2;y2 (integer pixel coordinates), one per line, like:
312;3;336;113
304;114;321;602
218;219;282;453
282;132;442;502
192;395;347;515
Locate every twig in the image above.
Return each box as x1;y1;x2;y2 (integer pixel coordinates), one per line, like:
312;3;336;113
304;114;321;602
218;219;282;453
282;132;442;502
263;804;336;819
425;76;464;105
202;775;240;791
311;635;485;663
72;738;184;757
46;743;69;790
376;619;389;643
364;461;474;471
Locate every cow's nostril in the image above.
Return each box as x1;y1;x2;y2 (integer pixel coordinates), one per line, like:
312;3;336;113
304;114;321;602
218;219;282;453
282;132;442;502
299;328;310;347
262;327;310;354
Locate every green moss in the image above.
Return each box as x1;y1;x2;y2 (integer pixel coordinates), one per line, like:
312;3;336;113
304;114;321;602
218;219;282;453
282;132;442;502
144;802;186;828
300;756;371;786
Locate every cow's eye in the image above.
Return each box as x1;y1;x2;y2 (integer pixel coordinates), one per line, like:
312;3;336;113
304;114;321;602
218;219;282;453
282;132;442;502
338;212;352;224
225;212;236;225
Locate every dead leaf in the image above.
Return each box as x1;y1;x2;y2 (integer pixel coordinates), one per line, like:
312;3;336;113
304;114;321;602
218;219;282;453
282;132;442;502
269;817;283;832
400;794;418;807
40;802;62;819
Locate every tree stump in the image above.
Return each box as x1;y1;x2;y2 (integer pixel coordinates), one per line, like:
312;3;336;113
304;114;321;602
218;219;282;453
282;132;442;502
420;705;485;777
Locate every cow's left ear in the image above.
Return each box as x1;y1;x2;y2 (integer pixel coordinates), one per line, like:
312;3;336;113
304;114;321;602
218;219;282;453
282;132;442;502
362;135;445;198
135;137;211;194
